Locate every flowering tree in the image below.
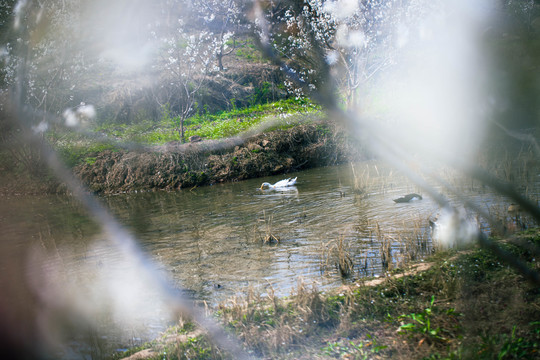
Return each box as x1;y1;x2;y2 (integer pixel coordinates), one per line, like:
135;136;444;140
0;0;100;175
151;0;254;142
3;0;93;120
193;0;244;71
153;19;218;142
254;0;399;107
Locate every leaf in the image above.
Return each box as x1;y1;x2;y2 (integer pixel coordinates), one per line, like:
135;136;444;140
399;323;415;330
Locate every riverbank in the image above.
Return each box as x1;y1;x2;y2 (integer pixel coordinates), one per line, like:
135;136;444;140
73;122;365;194
0;121;362;196
115;229;540;360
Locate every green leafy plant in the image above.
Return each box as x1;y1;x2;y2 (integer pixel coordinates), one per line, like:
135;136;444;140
397;295;454;343
498;325;532;359
230;98;237;111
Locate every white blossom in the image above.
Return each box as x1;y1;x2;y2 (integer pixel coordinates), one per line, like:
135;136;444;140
63;108;79;127
323;0;359;20
32;121;48;134
76;104;96;120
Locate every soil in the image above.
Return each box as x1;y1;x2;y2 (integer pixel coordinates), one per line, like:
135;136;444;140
73;123;367;194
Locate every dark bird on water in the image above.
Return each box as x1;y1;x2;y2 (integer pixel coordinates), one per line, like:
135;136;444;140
393;193;423;203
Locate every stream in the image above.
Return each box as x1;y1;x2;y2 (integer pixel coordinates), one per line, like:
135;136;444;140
1;161;535;358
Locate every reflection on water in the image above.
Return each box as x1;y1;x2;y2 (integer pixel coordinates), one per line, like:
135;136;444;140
1;161;536;358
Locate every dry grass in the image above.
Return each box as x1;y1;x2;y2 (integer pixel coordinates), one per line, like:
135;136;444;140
216;279;337;357
320;236;355;278
373;222;394;272
350;162;370;196
397;218;432;266
350;162;395;198
260;210;280;244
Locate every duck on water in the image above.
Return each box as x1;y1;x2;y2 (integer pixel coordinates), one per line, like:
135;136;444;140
393;193;423;203
260;177;298;190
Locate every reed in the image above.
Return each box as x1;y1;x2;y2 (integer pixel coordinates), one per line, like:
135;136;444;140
373;221;393;272
260;210;280;244
397;217;432;266
358;250;371;276
350;162;370;196
486;201;538;236
216;280;336;356
320;236;355;278
379;236;393;272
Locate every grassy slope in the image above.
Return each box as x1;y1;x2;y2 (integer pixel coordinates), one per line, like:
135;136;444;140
112;229;540;360
52;98;320;169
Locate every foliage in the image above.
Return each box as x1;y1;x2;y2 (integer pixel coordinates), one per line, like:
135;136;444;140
475;323;540;360
396;295;459;344
4;1;540;358
191;0;245;71
105;322;226;360
49;98;321;169
202;230;540;359
153;20;217;141
1;0;115;121
191;97;317;132
233;38;266;63
156;335;222;360
56;140;118;168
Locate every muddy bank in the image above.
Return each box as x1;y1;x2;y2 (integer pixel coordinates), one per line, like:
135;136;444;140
74;124;366;194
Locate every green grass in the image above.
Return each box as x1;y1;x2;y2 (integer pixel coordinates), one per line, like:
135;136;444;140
185;98;319;139
95;98;320;145
94;120;178;145
46;98;319;168
228;37;266;63
322;335;387;359
395;295;461;344
53;134;119;168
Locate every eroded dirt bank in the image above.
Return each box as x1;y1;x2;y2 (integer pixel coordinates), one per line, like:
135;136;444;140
74;123;365;194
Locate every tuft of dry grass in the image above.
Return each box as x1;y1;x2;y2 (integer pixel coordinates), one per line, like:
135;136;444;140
374;222;394;272
397;218;433;266
260;210;280;244
350;162;369;196
320;236;355;278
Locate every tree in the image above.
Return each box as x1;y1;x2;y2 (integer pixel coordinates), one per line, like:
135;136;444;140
153;14;218;142
1;0;99;175
0;0;17;94
193;0;244;71
253;0;409;107
151;0;254;141
1;0;102;123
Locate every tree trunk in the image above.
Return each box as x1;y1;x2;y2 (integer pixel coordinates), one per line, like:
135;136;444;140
217;49;224;71
181;117;185;143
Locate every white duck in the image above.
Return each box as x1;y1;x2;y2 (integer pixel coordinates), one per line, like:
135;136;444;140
260;177;297;190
